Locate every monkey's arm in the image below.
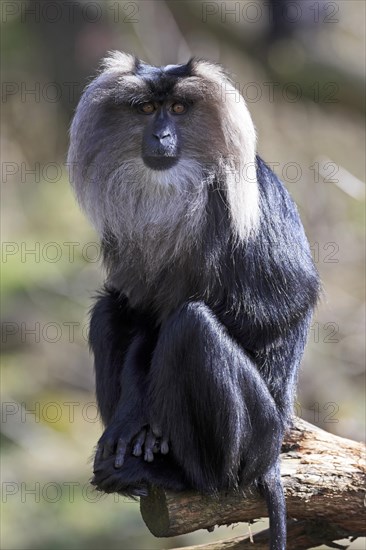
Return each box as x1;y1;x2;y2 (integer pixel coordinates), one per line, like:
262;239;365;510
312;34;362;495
208;156;319;409
90;288;167;471
89;287;138;426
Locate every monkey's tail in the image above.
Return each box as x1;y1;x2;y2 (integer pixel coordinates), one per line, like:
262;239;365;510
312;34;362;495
260;464;287;550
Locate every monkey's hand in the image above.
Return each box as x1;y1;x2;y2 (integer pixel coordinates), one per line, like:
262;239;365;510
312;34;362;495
94;423;169;471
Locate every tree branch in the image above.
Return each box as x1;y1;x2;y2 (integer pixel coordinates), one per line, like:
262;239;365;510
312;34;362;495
140;419;366;547
170;519;357;550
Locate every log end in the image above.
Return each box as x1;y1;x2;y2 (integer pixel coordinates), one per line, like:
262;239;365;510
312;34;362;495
140;486;171;537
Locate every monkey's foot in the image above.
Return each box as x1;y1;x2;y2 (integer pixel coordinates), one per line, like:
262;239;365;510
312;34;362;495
91;448;188;497
91;456;150;497
94;423;169;472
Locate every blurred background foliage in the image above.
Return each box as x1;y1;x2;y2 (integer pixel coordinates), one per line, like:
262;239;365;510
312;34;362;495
1;0;365;549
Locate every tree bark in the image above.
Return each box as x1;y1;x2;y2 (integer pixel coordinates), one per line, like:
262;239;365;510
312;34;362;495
169;519;360;550
140;419;366;547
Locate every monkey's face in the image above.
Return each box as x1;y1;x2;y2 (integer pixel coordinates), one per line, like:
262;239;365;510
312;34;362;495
124;92;224;172
139;100;185;171
97;61;226;173
69;53;259;241
69;54;234;182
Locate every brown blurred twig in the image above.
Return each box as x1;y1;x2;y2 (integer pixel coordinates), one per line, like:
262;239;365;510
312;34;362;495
167;1;365;114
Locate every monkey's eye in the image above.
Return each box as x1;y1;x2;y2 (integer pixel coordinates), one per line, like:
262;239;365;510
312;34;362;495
138;102;156;114
171;102;186;114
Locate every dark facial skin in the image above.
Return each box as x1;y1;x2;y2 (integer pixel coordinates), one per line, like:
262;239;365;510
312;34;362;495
139;100;188;170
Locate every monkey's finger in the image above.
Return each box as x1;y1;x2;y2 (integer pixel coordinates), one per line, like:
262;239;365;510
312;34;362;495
114;438;127;468
144;430;156;462
132;428;147;457
102;438;115;460
151;424;162;437
144;449;154;462
160;438;169;455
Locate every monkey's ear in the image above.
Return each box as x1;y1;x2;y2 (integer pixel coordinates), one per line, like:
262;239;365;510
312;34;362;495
101;51;136;74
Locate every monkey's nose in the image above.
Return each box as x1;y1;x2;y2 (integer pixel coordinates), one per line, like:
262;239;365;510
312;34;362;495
153;131;171;141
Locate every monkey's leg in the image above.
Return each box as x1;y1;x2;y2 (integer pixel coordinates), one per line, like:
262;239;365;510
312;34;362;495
94;330;163;469
89;287;139;426
148;301;284;491
90;290;155;489
90;290;186;495
92;335;188;496
148;301;286;548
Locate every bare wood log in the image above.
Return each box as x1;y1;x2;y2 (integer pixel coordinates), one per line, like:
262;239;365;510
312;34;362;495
140;419;366;543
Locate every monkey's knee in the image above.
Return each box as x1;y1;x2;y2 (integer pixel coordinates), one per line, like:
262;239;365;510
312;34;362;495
172;300;219;329
161;301;228;360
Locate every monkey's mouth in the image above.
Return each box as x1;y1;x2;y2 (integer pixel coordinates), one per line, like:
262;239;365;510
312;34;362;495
142;155;179;171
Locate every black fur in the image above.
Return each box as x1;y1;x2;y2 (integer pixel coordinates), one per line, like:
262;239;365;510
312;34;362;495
89;156;319;549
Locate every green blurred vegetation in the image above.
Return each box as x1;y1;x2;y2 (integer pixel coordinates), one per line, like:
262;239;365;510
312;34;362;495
1;1;365;549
